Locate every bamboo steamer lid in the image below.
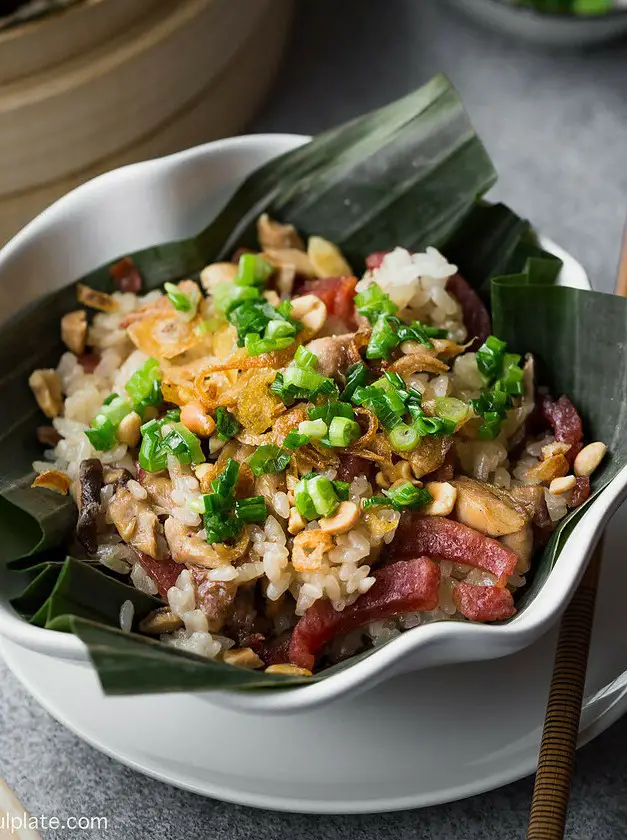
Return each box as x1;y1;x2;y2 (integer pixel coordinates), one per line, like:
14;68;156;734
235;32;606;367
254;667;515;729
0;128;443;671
0;0;162;83
0;0;286;195
0;0;293;246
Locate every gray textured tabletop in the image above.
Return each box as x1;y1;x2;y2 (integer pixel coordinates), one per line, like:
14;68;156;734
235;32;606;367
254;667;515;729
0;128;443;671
1;1;627;838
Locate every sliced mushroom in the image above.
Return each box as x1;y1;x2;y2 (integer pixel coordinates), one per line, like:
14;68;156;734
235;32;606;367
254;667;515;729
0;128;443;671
77;458;104;554
223;647;264;669
29;369;63;418
139;607;183;635
163;516;226;569
257;213;304;251
36;425;61;447
452;476;527;537
109;486;160;558
500;525;534;574
61;310;88;355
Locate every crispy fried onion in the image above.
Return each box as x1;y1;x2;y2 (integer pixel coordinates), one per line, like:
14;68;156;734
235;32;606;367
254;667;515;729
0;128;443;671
349;407;378;451
387;352;449;377
236;404;308;448
31;470;72;495
429;339;471;360
199;339;302;373
291;530;334;572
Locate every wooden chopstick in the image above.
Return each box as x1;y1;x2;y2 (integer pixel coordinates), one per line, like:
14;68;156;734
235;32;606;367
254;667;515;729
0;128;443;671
527;227;627;840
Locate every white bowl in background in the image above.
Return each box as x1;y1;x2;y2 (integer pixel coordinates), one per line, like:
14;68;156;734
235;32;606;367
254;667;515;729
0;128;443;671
448;0;627;46
0;133;626;715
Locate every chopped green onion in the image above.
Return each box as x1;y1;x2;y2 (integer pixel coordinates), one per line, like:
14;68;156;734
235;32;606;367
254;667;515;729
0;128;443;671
283;430;311;450
283;366;331;393
396;319;447;347
294;479;318;520
298;419;328;439
354;283;398;324
362;483;432;511
215;406;241;441
389;423;420;452
138;419;169;472
476;335;507;383
328;416;361;448
247;444;291;476
308;400;355;425
85;394;133;451
210;457;239;504
125;357;162;415
204;511;241;545
372;376;407;414
234;496;267;523
244;333;295;357
341;362;371;402
306;475;339;518
352;385;404;430
294;345;318;369
367;314;400;360
164;282;201;321
385;481;432;509
333;480;350;501
266;319;296;340
434;397;469;426
102;393;118;406
271;369;338;406
212;282;259;315
187;497;206;514
165;408;181;422
235;253;274;287
162;422;206;465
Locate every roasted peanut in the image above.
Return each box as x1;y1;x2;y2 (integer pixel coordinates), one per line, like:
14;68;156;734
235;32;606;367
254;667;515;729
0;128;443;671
116;410;142;447
265;664;312;677
180;402;216;437
29;369;63;418
319;501;359;535
287;507;306;535
289;294;327;334
574;442;606;477
61;310;87;355
423;481;457;516
549;475;577;495
307;236;352;278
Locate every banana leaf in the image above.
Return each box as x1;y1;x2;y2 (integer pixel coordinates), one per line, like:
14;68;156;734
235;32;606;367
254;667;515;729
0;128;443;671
0;74;620;695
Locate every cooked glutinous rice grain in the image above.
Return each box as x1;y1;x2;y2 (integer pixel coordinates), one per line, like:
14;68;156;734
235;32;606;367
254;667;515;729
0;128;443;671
130;562;158;595
95;544;134;573
127;479;147;500
119;599;134;632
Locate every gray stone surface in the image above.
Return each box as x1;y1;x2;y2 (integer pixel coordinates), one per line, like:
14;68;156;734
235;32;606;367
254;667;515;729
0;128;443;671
1;1;627;838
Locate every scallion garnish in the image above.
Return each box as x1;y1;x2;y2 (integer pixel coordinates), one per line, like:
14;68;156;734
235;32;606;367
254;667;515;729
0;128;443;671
235;253;274;287
162;422;206;466
307;400;355;426
215;406;241;441
234;495;267;523
328;416;361;448
362;481;432;511
125;356;162;416
85;394;133;451
247;444;292;476
388;423;420;452
472;335;524;438
164;282;201;321
298;419;328;439
366;313;447;360
340;362;371;402
354;283;398;324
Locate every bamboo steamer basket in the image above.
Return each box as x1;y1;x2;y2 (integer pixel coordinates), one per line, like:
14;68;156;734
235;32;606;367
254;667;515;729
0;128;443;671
0;0;292;238
0;0;293;245
0;0;162;82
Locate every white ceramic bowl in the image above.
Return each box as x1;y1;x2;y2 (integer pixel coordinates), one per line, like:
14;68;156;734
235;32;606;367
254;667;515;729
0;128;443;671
448;0;627;46
1;133;626;715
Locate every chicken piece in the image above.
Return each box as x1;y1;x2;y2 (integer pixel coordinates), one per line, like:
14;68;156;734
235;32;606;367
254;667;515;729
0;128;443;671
163;516;226;569
500;524;534;574
61;310;87;355
257;213;304;251
108;486;160;558
137;469;174;510
29;369;63;418
305;333;358;381
452;476;527;538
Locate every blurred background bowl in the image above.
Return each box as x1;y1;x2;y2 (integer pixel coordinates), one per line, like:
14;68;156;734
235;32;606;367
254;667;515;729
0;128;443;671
0;0;293;245
448;0;627;46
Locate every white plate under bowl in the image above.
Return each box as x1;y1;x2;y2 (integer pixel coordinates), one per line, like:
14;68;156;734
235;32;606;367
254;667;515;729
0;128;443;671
1;132;627;718
3;493;627;813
